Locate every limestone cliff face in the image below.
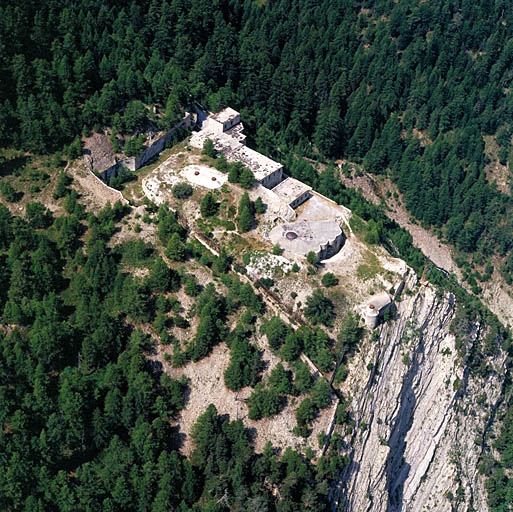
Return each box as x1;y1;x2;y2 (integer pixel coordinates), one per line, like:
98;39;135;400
336;273;507;512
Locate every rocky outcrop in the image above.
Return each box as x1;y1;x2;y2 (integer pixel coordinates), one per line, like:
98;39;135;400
335;273;507;511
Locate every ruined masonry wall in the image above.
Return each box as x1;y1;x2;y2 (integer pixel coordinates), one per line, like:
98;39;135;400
99;113;192;181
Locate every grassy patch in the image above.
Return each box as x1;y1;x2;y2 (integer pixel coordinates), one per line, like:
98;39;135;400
357;250;382;281
349;214;366;235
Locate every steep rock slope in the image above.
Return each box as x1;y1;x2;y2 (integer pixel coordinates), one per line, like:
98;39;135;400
337;274;507;511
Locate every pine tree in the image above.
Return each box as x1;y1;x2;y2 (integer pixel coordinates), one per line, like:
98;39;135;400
236;193;254;232
200;192;218;217
166;233;186;262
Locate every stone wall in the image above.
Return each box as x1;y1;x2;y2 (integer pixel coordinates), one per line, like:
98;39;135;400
317;230;345;261
99;113;192;182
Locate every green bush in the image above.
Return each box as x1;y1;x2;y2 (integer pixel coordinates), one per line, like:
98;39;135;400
321;272;339;287
172;182;193;199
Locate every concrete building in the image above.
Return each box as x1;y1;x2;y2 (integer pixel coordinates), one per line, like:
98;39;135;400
205;107;240;134
228;145;283;188
271;177;312;209
269;219;344;261
362;291;392;329
190;108;283;189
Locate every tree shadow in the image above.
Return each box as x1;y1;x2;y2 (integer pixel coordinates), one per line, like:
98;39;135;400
0;156;28;177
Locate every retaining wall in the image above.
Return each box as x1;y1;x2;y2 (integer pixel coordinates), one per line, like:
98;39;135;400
99;113;192;182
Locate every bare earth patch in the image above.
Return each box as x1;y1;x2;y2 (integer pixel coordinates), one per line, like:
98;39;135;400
155;337;336;458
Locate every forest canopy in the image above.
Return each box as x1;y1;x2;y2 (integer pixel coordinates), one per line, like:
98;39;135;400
2;0;513;278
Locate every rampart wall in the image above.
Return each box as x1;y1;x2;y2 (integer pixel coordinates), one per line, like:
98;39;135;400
98;113;192;182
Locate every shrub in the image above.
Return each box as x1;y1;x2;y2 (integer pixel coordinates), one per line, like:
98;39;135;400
0;182;19;202
294;361;313;394
202;138;216;158
268;363;294;395
254;197;266;214
306;251;317;265
262;316;291;351
25;201;53;229
321;272;339;287
172;182;193;199
272;244;283;255
248;383;282;420
311;378;332;409
200;192;218;217
304;289;335;326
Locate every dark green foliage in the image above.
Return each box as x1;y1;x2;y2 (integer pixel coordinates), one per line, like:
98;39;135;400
200;192;218;218
53;214;82;255
321;272;339;288
236;192;254;233
295;398;316;437
0;0;512;291
281;331;304;362
121;275;152;322
124;135;145;157
238;282;263;314
239;167;255;189
172;182;193;199
311;379;332;409
189;284;226;361
202;138;216;158
306;251;317;265
224;333;262;391
0;182;20;202
66;137;82;160
227;161;254;188
299;326;334;372
122;100;147;133
0;180;336;511
293;361;314;394
149;257;180;293
25;201;53;229
4;0;512;505
228;162;244;184
304;289;335;326
214;153;228;172
53;172;72;199
118;239;154;267
262;316;291;351
108;167;136;190
157;203;184;245
0;209;195;511
183;274;201;297
166;232;186;261
212;247;231;274
268;363;294;396
336;312;364;362
247;383;282;420
254;197;266;214
189;405;330;509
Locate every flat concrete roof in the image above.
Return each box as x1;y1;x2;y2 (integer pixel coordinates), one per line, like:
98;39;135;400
272;177;311;203
210;107;239;124
228;144;283;181
180;165;227;189
269;220;342;256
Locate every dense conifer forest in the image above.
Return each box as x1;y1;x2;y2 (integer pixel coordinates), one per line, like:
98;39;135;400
3;0;513;509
